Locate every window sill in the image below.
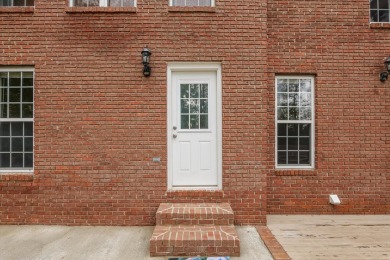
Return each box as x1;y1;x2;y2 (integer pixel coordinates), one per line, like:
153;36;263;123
0;172;34;182
65;7;137;13
168;6;216;13
274;169;316;176
0;6;34;13
370;22;390;29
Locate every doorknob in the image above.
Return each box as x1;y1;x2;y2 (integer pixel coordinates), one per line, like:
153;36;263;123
173;134;177;138
173;126;177;130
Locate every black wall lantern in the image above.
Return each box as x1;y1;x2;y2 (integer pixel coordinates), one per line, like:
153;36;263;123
141;47;151;77
380;56;390;82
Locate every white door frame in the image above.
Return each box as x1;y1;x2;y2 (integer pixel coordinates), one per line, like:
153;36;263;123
167;62;222;190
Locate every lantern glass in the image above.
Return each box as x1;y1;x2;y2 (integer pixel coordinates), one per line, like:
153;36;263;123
141;48;151;64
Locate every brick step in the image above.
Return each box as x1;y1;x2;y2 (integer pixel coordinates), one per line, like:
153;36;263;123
150;225;240;257
156;203;234;226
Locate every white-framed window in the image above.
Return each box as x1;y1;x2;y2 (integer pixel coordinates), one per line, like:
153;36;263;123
275;76;315;169
0;68;34;171
70;0;135;7
370;0;390;22
0;0;34;6
170;0;214;7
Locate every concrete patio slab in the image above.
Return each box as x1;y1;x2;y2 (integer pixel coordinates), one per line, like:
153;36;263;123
0;225;273;260
267;215;390;260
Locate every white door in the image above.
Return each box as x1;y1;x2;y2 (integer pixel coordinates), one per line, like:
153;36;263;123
169;70;219;188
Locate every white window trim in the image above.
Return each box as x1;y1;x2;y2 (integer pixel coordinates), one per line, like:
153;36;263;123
275;75;315;169
169;0;215;7
0;67;34;174
69;0;137;7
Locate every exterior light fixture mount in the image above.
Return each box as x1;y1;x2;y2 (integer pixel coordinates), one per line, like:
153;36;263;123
141;47;151;77
379;56;390;82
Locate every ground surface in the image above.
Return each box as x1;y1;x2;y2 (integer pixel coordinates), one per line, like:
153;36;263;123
0;225;272;260
267;215;390;260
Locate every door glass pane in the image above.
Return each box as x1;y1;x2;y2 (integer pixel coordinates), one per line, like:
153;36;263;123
200;115;208;129
190;115;199;129
181;83;208;130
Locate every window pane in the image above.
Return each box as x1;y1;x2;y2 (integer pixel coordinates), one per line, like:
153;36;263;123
0;88;8;103
9;104;20;118
25;137;33;152
299;79;311;92
22;72;33;86
11;153;23;167
277;79;288;92
22;104;33;118
0;0;12;6
181;115;189;129
200;99;208;113
299;151;310;165
0;73;8;87
190;115;199;129
190;99;199;113
299;107;311;120
300;93;311;106
181;99;189;113
288;79;299;92
370;0;378;8
277;151;287;164
288;137;298;150
371;10;379;22
277;123;287;136
300;137;310;150
288;151;298;164
22;88;33;102
288;93;299;106
181;84;189;98
0;138;10;152
9;72;21;87
9;88;21;102
379;0;388;9
24;153;33;168
0;153;10;167
288;107;299;120
277;107;287;120
26;0;34;6
11;122;23;136
172;0;185;5
0;103;7;118
109;0;121;6
199;0;211;6
190;84;199;98
13;0;25;6
122;0;134;6
24;122;33;136
89;0;99;6
379;10;389;22
75;0;88;6
200;115;208;129
12;138;23;152
277;93;288;106
200;84;208;98
299;124;311;136
278;137;287;150
287;124;298;136
0;123;10;136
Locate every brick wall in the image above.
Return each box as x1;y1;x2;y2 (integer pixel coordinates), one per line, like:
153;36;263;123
0;0;268;225
1;0;388;226
267;0;390;214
